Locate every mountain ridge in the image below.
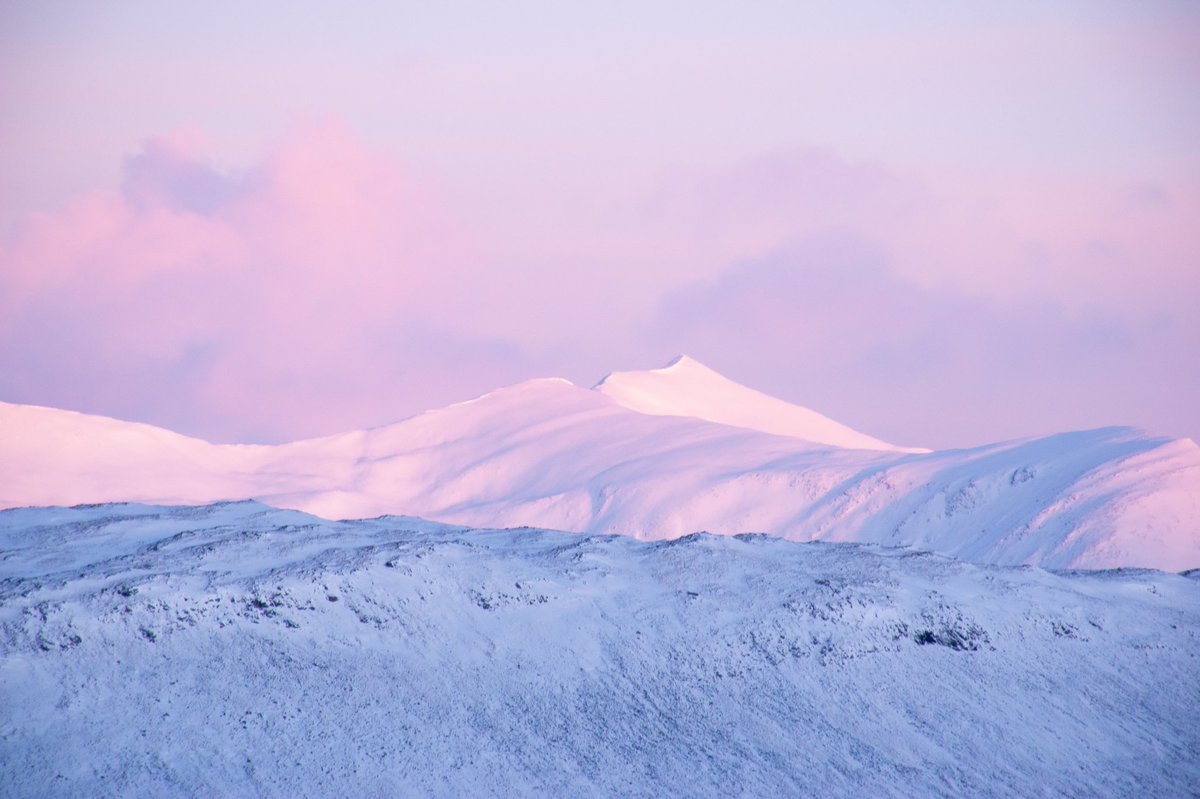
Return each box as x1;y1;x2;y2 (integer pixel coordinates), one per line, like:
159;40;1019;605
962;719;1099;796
1;359;1197;570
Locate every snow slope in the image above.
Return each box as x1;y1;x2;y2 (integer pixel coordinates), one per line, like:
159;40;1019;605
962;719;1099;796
595;354;921;451
1;358;1198;570
1;502;1197;797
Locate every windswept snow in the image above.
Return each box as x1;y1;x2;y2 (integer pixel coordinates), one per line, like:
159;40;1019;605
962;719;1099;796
1;502;1197;797
1;358;1198;570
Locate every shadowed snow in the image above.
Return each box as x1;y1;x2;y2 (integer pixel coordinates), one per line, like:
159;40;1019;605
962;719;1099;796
1;502;1197;797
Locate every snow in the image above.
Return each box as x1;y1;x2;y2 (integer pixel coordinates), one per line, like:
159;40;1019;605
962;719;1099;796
1;358;1198;570
595;354;922;452
1;502;1197;797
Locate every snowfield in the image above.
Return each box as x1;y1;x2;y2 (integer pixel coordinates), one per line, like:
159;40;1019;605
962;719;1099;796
2;357;1197;570
1;502;1197;797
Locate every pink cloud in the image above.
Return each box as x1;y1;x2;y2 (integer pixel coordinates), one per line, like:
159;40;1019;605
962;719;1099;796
0;120;528;442
1;126;1196;448
587;145;1197;447
651;231;1199;448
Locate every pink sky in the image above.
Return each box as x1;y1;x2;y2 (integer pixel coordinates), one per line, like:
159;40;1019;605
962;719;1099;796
1;3;1198;447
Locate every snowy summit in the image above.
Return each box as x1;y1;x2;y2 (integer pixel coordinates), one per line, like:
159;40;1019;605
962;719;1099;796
596;355;922;452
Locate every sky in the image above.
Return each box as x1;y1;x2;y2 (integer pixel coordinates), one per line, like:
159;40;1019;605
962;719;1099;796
1;1;1198;448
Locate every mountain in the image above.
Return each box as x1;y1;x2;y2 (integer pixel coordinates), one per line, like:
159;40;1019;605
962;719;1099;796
2;502;1197;797
595;354;922;452
1;357;1198;570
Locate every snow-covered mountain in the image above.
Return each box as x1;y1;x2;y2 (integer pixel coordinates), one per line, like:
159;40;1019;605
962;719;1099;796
1;357;1197;570
2;502;1197;797
595;355;923;451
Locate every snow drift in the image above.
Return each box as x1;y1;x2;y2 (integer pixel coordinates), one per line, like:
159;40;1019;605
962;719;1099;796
1;357;1197;570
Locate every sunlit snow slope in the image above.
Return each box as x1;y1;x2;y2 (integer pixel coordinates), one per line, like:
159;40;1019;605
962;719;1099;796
1;358;1198;570
595;355;921;451
2;502;1197;798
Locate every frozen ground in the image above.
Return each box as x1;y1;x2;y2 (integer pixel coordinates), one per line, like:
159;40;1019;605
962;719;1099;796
2;502;1197;797
2;357;1198;570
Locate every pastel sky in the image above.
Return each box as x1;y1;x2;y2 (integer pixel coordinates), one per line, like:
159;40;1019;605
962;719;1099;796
2;2;1198;448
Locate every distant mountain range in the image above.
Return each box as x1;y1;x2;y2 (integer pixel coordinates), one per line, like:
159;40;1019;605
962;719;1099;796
2;356;1197;570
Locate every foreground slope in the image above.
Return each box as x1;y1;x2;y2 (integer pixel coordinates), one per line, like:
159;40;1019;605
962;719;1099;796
2;359;1198;570
1;503;1197;797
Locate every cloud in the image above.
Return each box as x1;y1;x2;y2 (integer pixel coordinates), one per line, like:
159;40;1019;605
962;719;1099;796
121;133;241;215
0;120;532;442
651;230;1199;448
1;127;1195;448
647;147;1197;320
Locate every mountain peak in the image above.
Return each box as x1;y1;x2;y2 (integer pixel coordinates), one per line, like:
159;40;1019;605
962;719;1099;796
594;354;717;389
595;357;921;452
661;354;702;370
